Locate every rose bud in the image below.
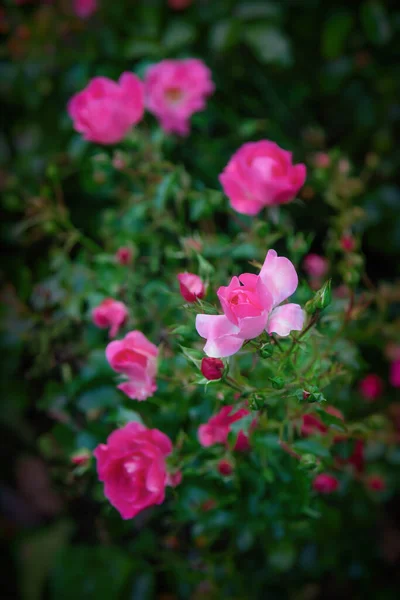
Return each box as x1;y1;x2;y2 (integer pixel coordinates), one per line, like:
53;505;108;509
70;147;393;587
201;357;224;381
312;473;339;494
366;474;386;492
218;459;233;476
359;374;384;401
177;272;205;303
115;247;133;265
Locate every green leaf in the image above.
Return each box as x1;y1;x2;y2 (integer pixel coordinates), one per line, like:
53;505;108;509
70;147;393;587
244;25;292;67
180;345;203;369
162;20;196;51
293;439;331;459
154;172;176;212
77;386;121;412
360;1;391;46
322;12;353;59
315;407;347;432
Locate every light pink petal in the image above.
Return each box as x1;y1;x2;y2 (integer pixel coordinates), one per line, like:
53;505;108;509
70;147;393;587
195;314;244;358
267;303;304;337
236;313;268;339
125;331;159;357
259;249;298;306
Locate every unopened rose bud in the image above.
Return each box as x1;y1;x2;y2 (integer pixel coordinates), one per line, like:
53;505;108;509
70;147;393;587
299;453;319;472
259;344;274;359
341;235;355;252
201;357;224;380
269;376;284;390
305;280;332;314
115;246;133;266
312;473;339;494
177;272;205;303
218;459;233;476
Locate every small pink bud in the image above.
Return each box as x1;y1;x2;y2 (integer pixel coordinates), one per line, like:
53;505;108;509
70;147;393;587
218;459;233;476
201;357;224;380
71;451;90;466
303;390;311;401
166;470;182;488
359;374;384;401
177;272;205;303
115;247;133;266
312;473;339;494
314;152;330;169
366;474;386;492
341;235;355;252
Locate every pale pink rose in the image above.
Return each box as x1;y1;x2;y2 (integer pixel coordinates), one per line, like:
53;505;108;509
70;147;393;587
198;405;251;451
73;0;97;18
312;473;339;494
177;272;205;302
94;422;173;519
196;249;304;358
359;374;384;401
303;254;329;279
219;140;306;215
68;73;144;144
92;298;128;338
390;360;400;388
106;331;158;401
168;0;192;9
144;59;214;136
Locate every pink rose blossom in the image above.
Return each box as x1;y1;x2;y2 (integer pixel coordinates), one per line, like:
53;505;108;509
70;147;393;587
219;140;306;215
390;360;400;388
312;473;339;494
92;298;128;338
68;73;144;145
115;247;133;266
144;59;214;136
303;254;329;279
177;272;205;303
201;357;224;380
106;331;158;401
196;249;304;358
73;0;97;19
198;405;251;451
94;422;172;519
359;374;384;401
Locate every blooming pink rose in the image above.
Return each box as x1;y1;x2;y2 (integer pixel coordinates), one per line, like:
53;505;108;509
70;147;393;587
312;473;339;494
390;360;400;388
303;254;329;279
68;73;144;145
301;406;344;437
219;140;306;215
196;249;304;358
198;405;251;451
92;298;128;338
366;474;386;492
115;247;133;266
144;59;214;136
359;374;384;401
73;0;97;18
94;422;173;519
177;272;205;302
106;331;158;401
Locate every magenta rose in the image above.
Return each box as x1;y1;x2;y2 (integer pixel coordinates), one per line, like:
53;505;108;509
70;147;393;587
198;405;252;452
106;331;158;401
219;140;306;215
92;298;129;338
94;422;173;519
144;59;214;136
68;73;144;145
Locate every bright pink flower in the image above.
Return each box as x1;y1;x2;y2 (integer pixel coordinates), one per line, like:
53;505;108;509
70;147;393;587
168;0;192;9
301;406;344;437
94;422;172;519
366;474;386;492
196;249;304;358
359;374;384;401
218;459;233;476
219;140;306;215
68;73;144;145
73;0;97;18
177;272;205;302
303;254;329;279
166;470;182;488
115;247;133;266
144;59;214;136
106;331;158;401
312;473;339;494
201;357;224;381
198;405;251;451
390;360;400;388
92;298;128;338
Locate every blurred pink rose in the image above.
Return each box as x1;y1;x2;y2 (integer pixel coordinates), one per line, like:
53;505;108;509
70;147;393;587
166;470;182;487
106;331;158;401
144;59;214;135
168;0;192;9
92;298;128;338
341;234;355;252
312;473;339;494
115;246;133;265
177;272;205;302
359;374;384;401
198;405;252;451
301;406;344;437
366;474;386;492
94;422;173;519
68;73;144;144
303;253;329;279
313;152;330;168
219;140;306;215
218;458;233;476
73;0;97;19
390;360;400;388
196;249;304;357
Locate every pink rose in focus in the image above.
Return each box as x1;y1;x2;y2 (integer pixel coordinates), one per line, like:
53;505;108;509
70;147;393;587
73;0;97;19
312;473;339;494
92;298;128;338
196;249;304;358
168;0;192;9
94;422;172;519
390;360;400;388
68;73;144;144
106;331;158;401
198;405;251;451
219;140;306;215
303;254;329;279
177;272;205;302
144;59;214;136
359;374;384;401
115;246;133;265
